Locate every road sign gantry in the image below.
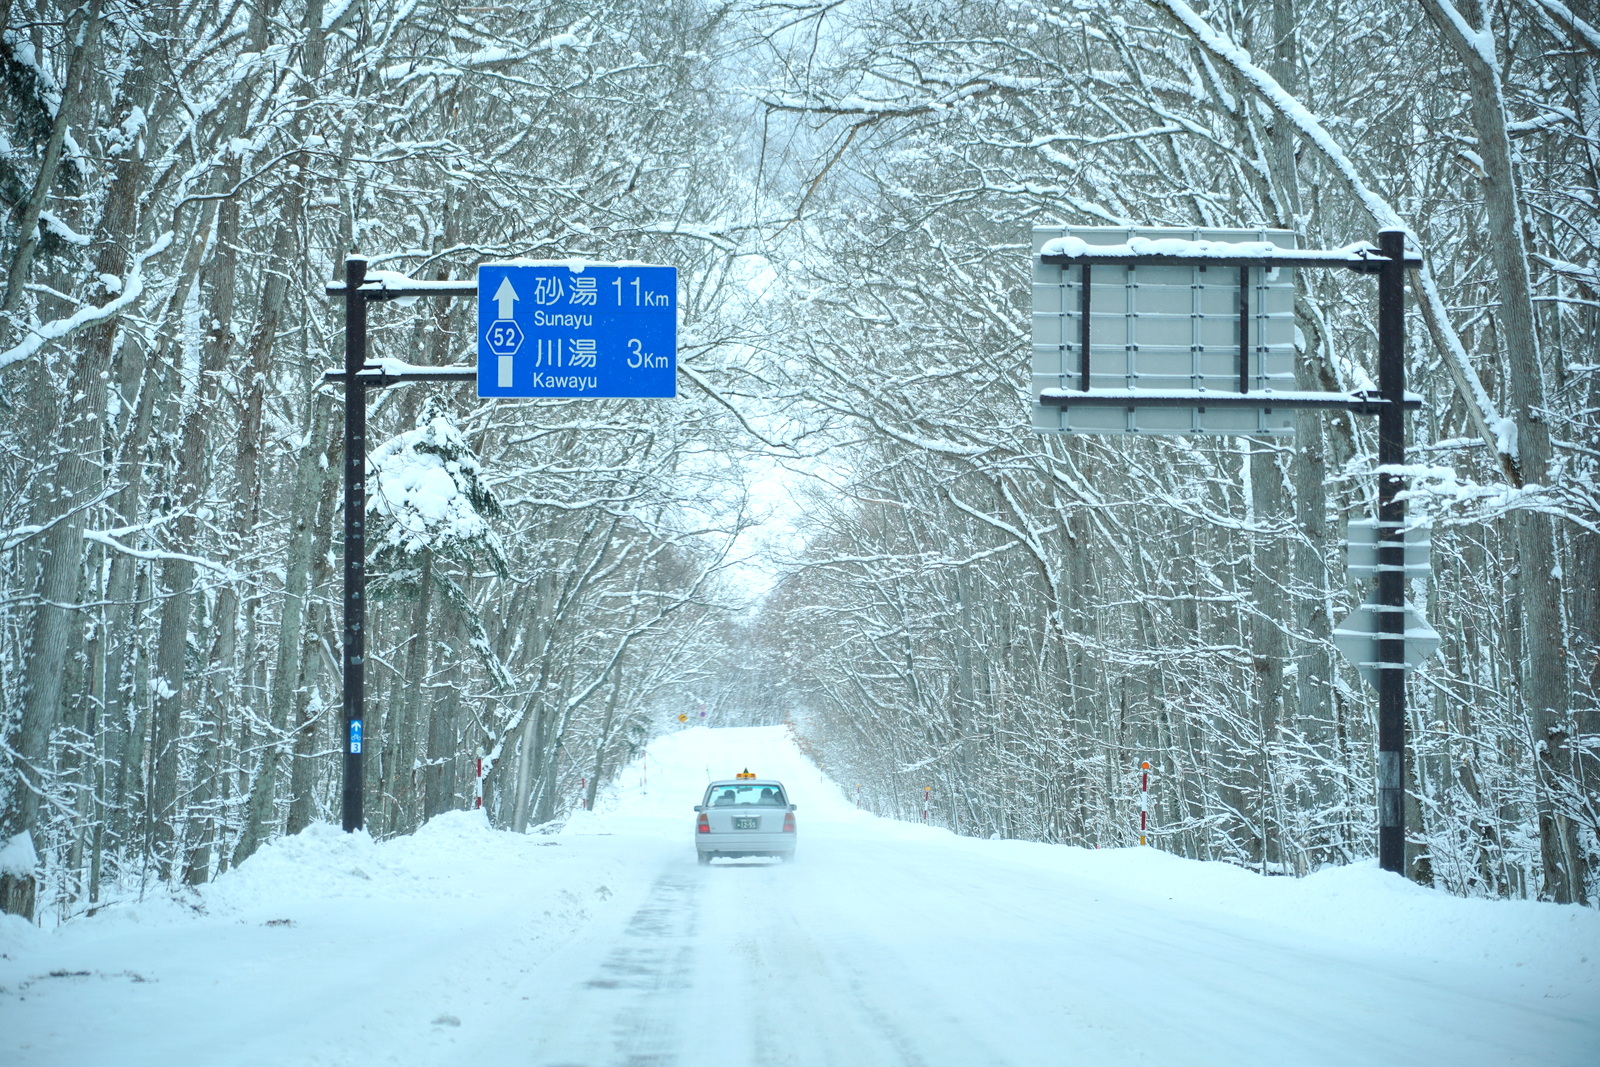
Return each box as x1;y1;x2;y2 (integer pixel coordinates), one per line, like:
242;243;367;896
1029;227;1425;876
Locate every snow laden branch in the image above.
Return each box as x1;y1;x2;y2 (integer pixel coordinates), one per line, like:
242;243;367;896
0;231;173;374
368;401;507;567
1146;0;1517;481
1519;0;1600;56
82;529;235;578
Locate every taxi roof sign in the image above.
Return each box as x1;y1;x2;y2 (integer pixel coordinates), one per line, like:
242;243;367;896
735;769;756;779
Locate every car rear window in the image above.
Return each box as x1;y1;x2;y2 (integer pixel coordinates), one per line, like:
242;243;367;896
705;784;787;807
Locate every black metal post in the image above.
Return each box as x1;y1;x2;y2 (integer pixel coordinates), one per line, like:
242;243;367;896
1078;263;1091;391
342;255;368;833
1238;265;1250;393
1376;229;1407;874
321;263;475;834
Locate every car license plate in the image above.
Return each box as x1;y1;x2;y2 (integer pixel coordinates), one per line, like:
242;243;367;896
734;817;759;830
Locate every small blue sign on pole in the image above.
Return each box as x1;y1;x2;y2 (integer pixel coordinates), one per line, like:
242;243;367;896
476;262;677;399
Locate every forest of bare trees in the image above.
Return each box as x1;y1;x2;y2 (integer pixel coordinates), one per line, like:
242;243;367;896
2;0;1595;924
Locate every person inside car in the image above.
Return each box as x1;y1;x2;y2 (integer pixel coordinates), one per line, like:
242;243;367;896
714;789;736;806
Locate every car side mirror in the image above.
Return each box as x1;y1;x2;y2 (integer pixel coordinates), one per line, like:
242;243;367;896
789;804;798;812
693;805;704;813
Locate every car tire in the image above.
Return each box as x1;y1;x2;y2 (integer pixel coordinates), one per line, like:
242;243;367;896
697;851;712;865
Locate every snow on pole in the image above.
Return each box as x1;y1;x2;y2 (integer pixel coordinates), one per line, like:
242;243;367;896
1139;761;1150;846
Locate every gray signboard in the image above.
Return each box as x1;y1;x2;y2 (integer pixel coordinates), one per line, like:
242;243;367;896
1031;227;1299;435
1332;599;1441;690
1345;519;1431;581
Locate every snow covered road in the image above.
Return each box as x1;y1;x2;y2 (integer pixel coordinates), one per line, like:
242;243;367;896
4;725;1597;1066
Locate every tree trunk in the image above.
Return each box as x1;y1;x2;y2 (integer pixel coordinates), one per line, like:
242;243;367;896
235;393;334;862
0;0;100;338
2;22;153;916
386;549;434;833
424;604;470;820
287;420;343;836
1419;0;1583;903
1249;440;1289;872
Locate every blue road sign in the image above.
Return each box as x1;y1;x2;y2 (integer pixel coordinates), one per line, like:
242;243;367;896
476;262;677;399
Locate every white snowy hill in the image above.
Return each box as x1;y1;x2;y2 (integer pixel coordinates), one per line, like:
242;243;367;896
2;724;1596;1066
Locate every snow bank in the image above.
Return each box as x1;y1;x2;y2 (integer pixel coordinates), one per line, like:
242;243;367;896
964;836;1599;986
0;806;644;1066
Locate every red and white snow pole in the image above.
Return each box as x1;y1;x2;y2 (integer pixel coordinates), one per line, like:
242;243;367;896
578;776;587;810
1139;760;1150;846
922;785;931;823
474;749;484;810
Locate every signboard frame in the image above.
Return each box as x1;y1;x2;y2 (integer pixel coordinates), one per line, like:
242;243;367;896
1032;226;1300;435
1029;227;1420;435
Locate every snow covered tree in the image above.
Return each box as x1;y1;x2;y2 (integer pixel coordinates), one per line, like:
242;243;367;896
366;396;507;835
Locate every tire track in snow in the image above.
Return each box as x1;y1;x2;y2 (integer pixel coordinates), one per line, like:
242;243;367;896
544;871;700;1067
692;855;966;1067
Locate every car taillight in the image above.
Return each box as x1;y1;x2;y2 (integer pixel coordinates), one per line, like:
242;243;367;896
697;813;710;834
782;812;795;833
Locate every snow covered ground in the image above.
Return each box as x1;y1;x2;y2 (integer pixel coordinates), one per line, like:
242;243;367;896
3;725;1596;1066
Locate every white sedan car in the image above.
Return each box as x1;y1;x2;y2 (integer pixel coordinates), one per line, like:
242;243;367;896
694;774;796;864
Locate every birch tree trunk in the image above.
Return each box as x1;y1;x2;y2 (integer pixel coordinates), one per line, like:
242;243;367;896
424;603;470;821
287;420;342;836
386;549;434;833
236;393;334;861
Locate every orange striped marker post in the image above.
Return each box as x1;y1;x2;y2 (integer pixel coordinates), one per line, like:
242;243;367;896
1139;761;1150;845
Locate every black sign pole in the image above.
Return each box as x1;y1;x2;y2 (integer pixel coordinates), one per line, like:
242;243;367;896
1375;228;1408;874
341;255;369;832
324;263;476;835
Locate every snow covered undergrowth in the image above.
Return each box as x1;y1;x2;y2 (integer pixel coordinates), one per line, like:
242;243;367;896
3;725;1597;1066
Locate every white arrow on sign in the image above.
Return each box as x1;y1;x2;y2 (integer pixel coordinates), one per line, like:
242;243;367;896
1332;599;1441;692
493;277;519;320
